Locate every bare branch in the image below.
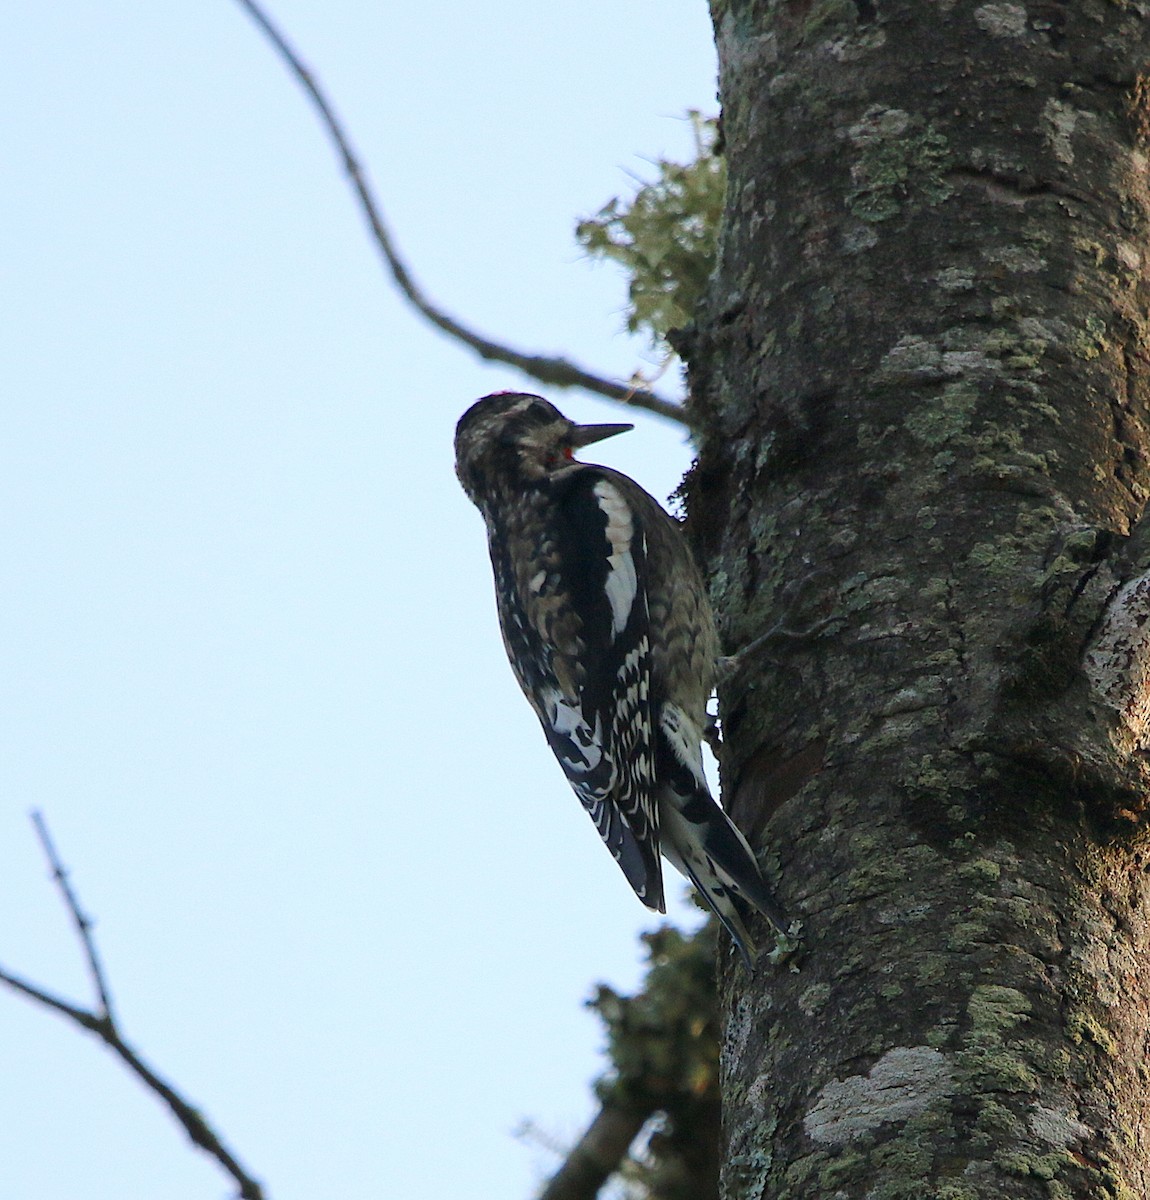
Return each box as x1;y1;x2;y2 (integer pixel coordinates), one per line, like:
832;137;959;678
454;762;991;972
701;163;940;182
30;808;117;1022
101;1030;265;1200
0;813;266;1200
231;0;688;427
0;962;101;1029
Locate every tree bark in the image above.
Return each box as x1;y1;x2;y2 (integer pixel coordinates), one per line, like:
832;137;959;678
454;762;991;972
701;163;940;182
538;1101;651;1200
687;1;1150;1195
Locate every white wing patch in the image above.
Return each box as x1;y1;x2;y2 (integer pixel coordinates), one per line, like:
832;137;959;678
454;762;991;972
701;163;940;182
540;686;606;775
592;480;640;638
659;702;709;789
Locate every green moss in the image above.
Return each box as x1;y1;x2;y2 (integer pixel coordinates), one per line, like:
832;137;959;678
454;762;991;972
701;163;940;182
958;1045;1040;1093
833;948;871;980
844;857;906;899
575;111;724;347
859;573;908;605
1073;237;1108;267
915;955;950;987
902;752;961;797
968;985;1030;1037
839;572;875;613
799;982;832;1014
953;987;1042;1096
1058;527;1106;562
884;1115;944;1167
801;0;854;37
1000;334;1050;371
904;382;979;448
1070;313;1110;360
1065;1009;1118;1054
815;1149;868;1190
958;858;1002;884
926;1020;959;1048
996;1149;1074;1180
973;1099;1024;1141
965;536;1025;580
1098;1167;1140;1200
946;921;989;952
748;507;781;555
848;123;954;223
727;1148;774;1199
990;294;1016;319
917;577;949;603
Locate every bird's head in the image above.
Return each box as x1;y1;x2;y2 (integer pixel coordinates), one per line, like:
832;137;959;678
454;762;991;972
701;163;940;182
454;392;632;507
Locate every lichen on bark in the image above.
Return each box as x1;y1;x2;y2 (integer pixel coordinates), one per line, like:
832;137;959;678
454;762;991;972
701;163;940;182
687;0;1150;1195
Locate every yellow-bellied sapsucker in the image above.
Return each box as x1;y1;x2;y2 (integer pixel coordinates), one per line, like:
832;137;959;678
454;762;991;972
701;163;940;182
455;392;788;968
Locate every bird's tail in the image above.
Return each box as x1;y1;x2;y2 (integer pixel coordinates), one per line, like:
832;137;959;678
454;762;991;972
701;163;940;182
660;792;789;971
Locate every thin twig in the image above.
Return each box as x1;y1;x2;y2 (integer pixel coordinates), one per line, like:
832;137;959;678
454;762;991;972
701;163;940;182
0;962;100;1028
231;0;687;426
30;808;117;1022
0;813;266;1200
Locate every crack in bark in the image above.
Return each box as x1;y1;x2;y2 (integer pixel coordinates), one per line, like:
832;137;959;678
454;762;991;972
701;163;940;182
947;168;1095;209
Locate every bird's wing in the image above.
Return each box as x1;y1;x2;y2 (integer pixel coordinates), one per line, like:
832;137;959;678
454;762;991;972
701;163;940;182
498;469;664;910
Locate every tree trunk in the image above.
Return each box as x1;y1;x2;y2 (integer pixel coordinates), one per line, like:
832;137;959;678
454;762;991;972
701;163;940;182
687;1;1150;1195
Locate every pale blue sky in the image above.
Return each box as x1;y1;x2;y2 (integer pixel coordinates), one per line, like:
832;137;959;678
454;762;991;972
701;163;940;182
1;4;717;1197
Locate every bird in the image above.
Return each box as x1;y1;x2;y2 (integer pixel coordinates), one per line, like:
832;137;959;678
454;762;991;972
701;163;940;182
454;391;789;968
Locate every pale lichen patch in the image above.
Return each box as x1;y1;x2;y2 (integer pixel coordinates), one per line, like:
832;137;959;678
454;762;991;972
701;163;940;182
982;245;1046;273
1042;98;1079;165
1084;571;1150;746
1028;1104;1091;1148
803;1046;952;1145
874;335;944;383
936;266;975;291
973;2;1028;37
968;985;1031;1038
1116;241;1142;272
844;105;911;146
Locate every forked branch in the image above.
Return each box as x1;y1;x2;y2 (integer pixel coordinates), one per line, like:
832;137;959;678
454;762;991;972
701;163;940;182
0;812;266;1200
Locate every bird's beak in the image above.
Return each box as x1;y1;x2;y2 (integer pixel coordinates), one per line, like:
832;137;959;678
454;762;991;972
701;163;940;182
569;421;634;448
